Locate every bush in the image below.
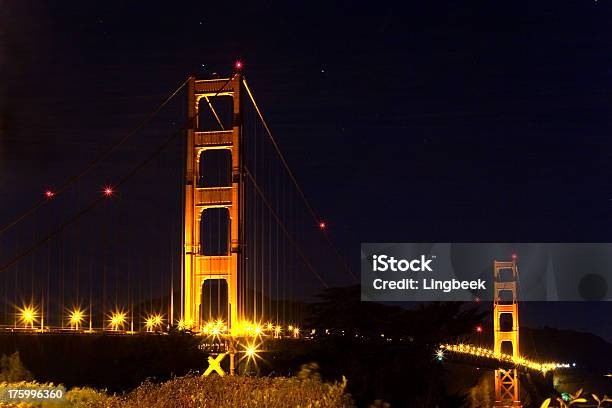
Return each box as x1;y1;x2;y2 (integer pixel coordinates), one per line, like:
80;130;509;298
102;374;353;408
64;387;109;407
0;352;33;382
0;381;108;408
0;375;352;408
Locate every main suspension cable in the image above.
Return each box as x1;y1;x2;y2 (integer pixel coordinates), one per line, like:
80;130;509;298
0;74;236;275
0;77;190;236
242;79;358;283
244;166;329;289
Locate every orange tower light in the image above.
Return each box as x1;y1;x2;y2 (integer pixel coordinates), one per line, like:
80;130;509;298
183;74;242;333
493;259;522;407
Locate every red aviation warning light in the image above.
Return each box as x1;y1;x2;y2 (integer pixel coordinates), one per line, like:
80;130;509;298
475;325;483;333
45;190;55;198
512;253;518;260
319;221;326;230
103;186;113;197
234;60;243;70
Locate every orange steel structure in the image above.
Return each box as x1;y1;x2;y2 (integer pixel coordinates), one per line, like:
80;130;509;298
183;75;242;332
493;259;522;407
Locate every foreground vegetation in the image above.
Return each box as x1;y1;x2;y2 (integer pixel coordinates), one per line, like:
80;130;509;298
0;368;353;408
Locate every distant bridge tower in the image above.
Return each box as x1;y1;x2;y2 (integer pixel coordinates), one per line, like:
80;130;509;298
183;75;242;332
493;259;522;407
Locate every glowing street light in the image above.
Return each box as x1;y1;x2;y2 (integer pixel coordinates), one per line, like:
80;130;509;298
145;314;164;332
177;318;194;331
108;310;127;331
68;308;85;330
145;316;155;332
18;305;37;329
241;341;261;365
245;344;257;358
292;327;300;338
439;343;566;374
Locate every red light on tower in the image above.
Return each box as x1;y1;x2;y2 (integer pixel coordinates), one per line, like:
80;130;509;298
45;190;55;198
319;221;326;230
475;325;483;333
103;186;113;197
512;253;518;260
234;60;243;70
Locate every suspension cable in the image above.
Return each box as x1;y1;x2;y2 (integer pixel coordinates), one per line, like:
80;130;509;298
0;74;236;275
244;166;329;289
242;79;358;283
0;77;190;236
0;115;191;274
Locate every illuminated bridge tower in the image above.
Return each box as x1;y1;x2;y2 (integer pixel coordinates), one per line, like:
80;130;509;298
493;259;522;407
183;75;242;332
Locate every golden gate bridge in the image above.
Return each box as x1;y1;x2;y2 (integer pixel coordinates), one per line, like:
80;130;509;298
0;64;357;352
0;64;572;407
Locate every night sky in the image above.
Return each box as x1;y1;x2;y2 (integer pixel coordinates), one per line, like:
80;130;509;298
1;1;611;339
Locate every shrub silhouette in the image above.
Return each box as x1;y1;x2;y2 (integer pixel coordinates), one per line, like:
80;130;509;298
0;351;33;382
